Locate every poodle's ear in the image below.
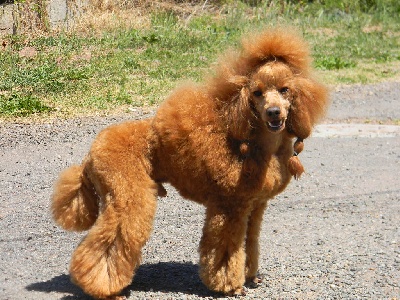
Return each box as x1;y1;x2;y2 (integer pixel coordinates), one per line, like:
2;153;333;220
287;77;329;139
226;86;254;140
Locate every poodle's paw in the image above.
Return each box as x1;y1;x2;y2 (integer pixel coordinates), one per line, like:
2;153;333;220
103;296;127;300
70;242;136;299
227;286;247;297
245;274;264;289
200;263;246;296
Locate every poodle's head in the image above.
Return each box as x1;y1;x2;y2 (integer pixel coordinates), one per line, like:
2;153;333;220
246;61;293;135
214;28;329;141
230;60;328;140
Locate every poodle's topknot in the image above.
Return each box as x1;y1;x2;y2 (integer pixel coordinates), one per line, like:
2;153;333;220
240;27;312;73
207;27;313;102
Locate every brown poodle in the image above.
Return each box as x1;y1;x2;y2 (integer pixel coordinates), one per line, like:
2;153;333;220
52;27;328;299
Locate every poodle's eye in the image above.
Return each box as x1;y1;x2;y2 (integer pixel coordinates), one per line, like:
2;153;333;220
279;87;289;94
253;90;263;97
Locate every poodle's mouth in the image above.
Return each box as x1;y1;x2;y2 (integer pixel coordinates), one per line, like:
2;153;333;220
267;119;285;132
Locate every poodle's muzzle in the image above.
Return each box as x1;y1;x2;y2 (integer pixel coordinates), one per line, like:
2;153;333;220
262;94;290;133
266;106;286;132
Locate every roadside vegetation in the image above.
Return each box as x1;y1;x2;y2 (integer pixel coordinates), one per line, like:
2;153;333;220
0;0;399;119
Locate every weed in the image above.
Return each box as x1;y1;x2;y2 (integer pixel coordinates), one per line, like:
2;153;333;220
315;56;357;70
0;93;53;117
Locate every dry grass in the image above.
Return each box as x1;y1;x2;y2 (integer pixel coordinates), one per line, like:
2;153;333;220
319;61;400;85
73;0;221;34
11;0;219;36
12;0;49;36
70;0;151;34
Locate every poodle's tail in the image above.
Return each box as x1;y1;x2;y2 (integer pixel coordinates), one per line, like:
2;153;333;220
51;163;99;231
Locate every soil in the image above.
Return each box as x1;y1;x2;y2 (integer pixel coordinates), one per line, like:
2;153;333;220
0;81;399;299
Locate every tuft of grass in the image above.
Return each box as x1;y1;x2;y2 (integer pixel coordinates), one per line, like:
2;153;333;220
315;56;357;70
0;94;53;117
1;0;399;119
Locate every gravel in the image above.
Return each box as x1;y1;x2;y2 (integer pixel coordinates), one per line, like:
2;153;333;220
0;81;399;299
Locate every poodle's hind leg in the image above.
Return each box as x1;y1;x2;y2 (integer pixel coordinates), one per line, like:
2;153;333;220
69;179;157;299
199;204;252;296
244;200;268;287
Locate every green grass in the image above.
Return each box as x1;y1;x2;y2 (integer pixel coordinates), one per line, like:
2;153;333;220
0;94;53;117
0;0;399;119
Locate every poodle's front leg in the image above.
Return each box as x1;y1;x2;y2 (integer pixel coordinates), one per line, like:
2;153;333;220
69;186;157;299
245;200;268;286
199;205;251;296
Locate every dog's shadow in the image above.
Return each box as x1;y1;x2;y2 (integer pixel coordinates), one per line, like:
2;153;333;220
26;262;218;299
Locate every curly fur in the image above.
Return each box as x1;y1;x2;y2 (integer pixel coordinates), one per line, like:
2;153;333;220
52;27;329;298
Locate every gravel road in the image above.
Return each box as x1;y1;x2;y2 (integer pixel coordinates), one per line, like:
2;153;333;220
0;81;399;299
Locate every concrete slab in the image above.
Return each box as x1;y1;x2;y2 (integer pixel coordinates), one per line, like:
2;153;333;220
0;3;14;35
314;123;400;138
47;0;67;28
0;0;88;35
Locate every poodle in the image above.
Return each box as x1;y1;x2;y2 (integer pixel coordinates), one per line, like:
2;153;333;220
51;27;329;299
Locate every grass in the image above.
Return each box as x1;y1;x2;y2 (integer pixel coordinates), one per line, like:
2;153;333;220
0;0;399;119
0;94;53;116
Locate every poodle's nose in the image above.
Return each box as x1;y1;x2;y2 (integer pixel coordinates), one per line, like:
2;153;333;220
267;107;281;118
